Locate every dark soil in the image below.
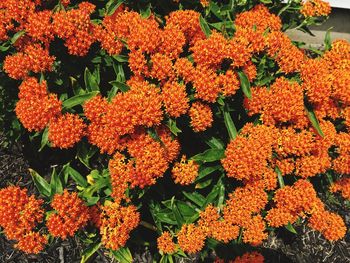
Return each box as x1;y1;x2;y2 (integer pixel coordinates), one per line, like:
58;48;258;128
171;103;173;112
1;137;350;263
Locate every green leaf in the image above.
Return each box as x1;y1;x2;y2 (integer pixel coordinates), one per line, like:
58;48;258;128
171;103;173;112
238;71;252;99
112;54;128;63
191;149;225;163
0;44;10;52
81;242;101;263
195;178;213;189
84;68;99;92
39;127;49;152
223;106;237;140
29;169;51;198
306;107;324;137
171;197;184;226
111;247;133;263
285;222;297;234
205;137;224;149
140;3;151;18
77;142;98;169
65;166;88;187
106;0;124;15
109;81;130;92
275;166;285;188
199;15;211;37
11;30;25;44
196;165;221;181
182;191;205;207
166;119;182;136
50;167;63;196
324;27;333;51
155;212;177;225
62;91;99;109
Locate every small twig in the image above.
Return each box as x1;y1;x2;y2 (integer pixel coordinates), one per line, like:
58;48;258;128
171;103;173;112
58;247;64;263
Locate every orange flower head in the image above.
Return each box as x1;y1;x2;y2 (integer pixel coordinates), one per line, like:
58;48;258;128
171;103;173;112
309;210;346;241
301;0;331;17
46;190;90;239
100;202;140;251
162;81;189;118
171;155;199;185
189;102;213;132
157;231;176;254
15;231;47;254
330;177;350;200
48;113;86;149
177;224;206;254
233;251;265;263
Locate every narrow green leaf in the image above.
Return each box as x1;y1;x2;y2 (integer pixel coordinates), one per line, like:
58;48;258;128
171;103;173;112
196;165;221;181
112;54;128;63
285;222;297;234
111;247;133;263
306;107;324;137
140;3;151;18
81;242;101;263
171;197;184;226
11;30;25;44
324;27;333;51
195;178;213;189
29;169;51;198
106;0;124;15
199;15;211;37
166;119;182;136
205;137;224;149
275;166;285;188
39;127;49;152
238;71;252;99
62;91;99;109
84;68;99;92
182;191;205;207
66;166;88;187
109;81;130;92
50;167;63;196
191;149;225;163
223;106;237;140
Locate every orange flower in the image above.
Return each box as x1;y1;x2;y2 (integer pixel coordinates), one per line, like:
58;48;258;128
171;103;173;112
166;10;205;45
46;190;90;239
177;224;206;254
308;210;346;241
159;25;186;59
48;113;86;149
330;177;350;200
162;81;189;118
301;0;331;17
243;215;267;245
0;186;44;241
189;102;213;132
150;53;174;80
157;231;176;254
100;202;140;251
217;70;240;97
15;231;47;254
108;152;134;204
192;66;221;102
172;155;199;185
83;95;109;123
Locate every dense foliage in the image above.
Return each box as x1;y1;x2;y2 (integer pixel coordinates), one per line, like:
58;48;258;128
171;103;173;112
0;0;349;262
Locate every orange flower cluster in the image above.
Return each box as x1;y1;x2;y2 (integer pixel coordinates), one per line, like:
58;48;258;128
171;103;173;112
15;78;62;132
171;155;199;185
52;2;97;56
223;185;268;245
266;180;346;241
46;190;90;239
189;102;214;132
330;177;350;200
246;77;308;128
222;124;278;183
100;202;140;251
157;231;177;254
177;223;206;254
48;113;86;149
108;126;179;201
301;0;331;17
232;251;265;263
4;43;54;79
0;186;46;254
